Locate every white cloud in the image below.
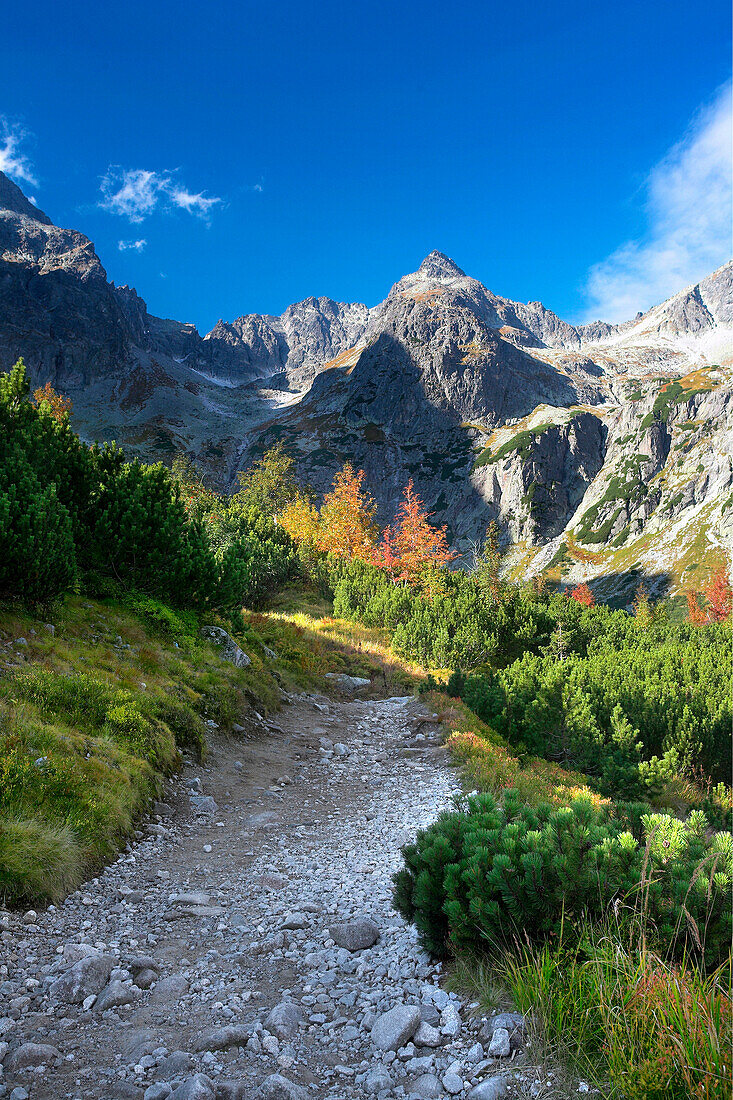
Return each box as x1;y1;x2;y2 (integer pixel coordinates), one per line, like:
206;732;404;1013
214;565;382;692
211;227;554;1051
167;185;220;217
0;118;37;187
582;83;732;323
100;167;220;223
100;168;159;222
118;238;147;252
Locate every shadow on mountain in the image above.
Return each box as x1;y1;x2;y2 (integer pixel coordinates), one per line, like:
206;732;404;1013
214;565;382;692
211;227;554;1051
586;569;675;608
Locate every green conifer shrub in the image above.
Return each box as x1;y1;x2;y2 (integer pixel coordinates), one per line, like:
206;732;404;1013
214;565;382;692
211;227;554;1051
393;791;732;967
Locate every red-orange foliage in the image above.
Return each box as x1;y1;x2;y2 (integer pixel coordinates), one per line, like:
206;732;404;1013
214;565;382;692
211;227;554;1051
375;480;455;584
705;568;732;622
687;568;732;624
569;582;595;607
316;464;378;561
32;381;72;422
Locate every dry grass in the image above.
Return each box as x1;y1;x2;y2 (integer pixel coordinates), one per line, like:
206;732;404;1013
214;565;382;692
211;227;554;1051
249;589;428;696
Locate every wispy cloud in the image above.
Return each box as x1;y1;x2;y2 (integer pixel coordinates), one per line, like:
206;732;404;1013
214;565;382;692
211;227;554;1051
100;167;221;223
0;118;37;187
582;83;732;323
118;238;147;252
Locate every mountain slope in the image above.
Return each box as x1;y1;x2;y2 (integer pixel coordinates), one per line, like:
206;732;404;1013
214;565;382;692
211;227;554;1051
0;173;730;597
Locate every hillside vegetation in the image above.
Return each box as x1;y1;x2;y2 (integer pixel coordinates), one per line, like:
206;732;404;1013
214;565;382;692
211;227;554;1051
0;360;730;1099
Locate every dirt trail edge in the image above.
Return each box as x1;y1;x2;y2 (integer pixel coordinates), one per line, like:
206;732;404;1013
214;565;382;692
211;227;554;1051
0;691;524;1100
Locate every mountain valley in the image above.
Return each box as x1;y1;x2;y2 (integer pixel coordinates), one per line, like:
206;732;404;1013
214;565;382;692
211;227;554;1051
1;169;730;599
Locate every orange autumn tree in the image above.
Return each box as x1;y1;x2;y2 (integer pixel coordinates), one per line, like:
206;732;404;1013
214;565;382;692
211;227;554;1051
377;480;455;584
570;582;595;607
31;381;73;423
315;464;378;561
281;492;321;549
687;568;732;624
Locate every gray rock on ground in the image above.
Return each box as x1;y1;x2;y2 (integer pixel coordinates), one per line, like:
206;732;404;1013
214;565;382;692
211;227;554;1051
264;1001;304;1039
195;1024;250;1052
94;979;141;1012
171;1075;216;1100
468;1078;510;1100
4;1042;60;1071
413;1020;442;1047
199;626;251;668
371;1003;422;1051
328;917;379;951
487;1026;511;1057
409;1072;444;1099
254;1074;309;1100
49;954;114;1004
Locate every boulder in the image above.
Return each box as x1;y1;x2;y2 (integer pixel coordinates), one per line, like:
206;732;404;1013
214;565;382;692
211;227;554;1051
95;979;141;1012
487;1027;511;1058
264;1002;303;1040
468;1078;510;1100
195;1025;249;1052
413;1021;442;1047
329;918;379;951
365;1068;393;1094
408;1073;443;1099
371;1003;421;1051
49;954;114;1004
199;627;250;668
4;1043;59;1071
254;1075;308;1100
323;673;370;692
171;1076;216;1100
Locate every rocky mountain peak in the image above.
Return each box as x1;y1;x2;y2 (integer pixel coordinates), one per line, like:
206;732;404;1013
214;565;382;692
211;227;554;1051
416;250;466;280
0;170;52;225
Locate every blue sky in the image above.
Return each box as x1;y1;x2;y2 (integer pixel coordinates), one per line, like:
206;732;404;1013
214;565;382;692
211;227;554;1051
1;0;730;332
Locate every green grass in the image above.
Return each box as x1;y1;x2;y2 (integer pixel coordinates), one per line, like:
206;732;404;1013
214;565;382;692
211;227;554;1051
0;593;290;905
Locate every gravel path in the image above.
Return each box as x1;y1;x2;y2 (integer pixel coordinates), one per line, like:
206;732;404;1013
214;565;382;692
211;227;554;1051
0;691;528;1100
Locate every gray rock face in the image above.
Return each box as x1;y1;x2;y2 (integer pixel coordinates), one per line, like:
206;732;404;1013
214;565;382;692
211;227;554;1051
371;1003;422;1051
0;170;729;590
49;954;114;1004
328;918;379;951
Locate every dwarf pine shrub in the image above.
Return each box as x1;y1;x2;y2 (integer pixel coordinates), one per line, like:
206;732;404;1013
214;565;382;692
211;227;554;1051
393;790;732;967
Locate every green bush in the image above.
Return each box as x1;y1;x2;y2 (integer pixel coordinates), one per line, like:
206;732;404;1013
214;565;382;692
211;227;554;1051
155;696;207;760
0;438;77;606
0;360;297;613
128;594;196;637
102;702;177;771
393;791;732;967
